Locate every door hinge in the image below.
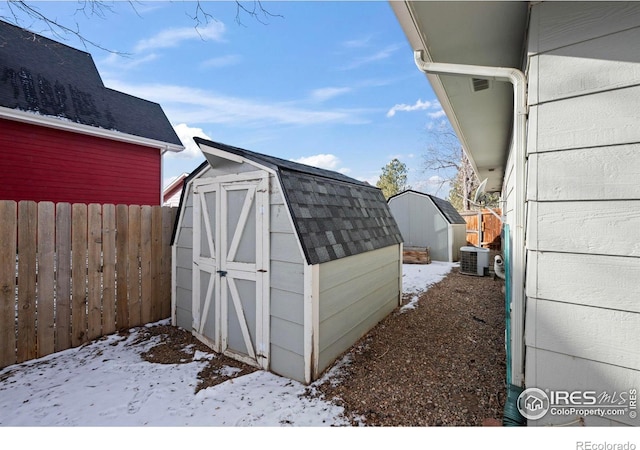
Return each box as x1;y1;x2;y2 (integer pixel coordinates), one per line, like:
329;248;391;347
257;269;267;273
216;270;228;277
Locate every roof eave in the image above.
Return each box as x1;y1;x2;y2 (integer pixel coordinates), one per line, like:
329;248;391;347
0;106;184;153
390;1;528;193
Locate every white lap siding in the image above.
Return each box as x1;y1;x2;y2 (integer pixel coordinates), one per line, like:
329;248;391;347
524;1;640;426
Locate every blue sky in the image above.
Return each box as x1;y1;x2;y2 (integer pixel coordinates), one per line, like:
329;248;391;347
5;1;451;195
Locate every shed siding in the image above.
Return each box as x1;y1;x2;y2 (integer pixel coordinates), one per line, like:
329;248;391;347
0;118;161;205
267;180;306;382
524;2;640;425
172;165;306;381
388;192;450;261
317;244;400;374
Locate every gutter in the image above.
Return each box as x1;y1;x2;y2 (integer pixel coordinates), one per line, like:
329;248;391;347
0;106;184;153
413;49;528;395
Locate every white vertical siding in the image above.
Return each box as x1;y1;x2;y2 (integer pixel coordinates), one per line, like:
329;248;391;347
524;2;640;426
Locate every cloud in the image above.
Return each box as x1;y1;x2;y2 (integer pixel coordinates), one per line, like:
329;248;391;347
290;154;352;174
171;123;212;159
201;54;242;68
291;154;339;170
342;36;373;49
134;22;226;52
310;87;352;102
100;52;159;71
428;109;446;119
105;79;372;127
341;43;403;70
386;99;434;118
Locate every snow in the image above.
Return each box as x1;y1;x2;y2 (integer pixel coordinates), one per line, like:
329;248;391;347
0;263;454;429
400;261;457;312
0;260;622;447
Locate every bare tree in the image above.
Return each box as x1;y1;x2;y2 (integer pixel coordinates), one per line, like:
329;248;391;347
1;1;281;53
421;121;496;211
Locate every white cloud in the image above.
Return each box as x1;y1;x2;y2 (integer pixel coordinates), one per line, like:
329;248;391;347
104;79;371;127
341;44;403;70
386;99;433;118
171;123;212;159
291;154;340;170
290;154;352;175
134;22;226;52
342;36;373;48
428;109;446;119
310;87;352;102
201;54;242;68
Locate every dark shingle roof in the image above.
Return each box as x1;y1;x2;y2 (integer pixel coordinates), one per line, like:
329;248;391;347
191;138;403;265
388;190;466;225
0;20;182;147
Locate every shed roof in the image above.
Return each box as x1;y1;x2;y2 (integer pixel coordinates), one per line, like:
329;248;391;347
0;20;182;148
173;138;403;265
388;190;466;225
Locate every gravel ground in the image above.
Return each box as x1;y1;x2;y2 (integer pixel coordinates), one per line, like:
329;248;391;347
127;262;506;426
308;264;507;426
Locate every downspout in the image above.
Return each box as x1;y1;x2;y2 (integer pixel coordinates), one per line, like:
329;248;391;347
413;51;527;423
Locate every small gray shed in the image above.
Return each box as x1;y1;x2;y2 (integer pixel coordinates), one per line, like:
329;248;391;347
171;138;403;384
387;190;467;262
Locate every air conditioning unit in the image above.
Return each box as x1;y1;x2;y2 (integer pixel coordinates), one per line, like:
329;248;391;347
460;246;490;276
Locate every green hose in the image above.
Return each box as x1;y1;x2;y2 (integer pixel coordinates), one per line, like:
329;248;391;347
502;224;526;426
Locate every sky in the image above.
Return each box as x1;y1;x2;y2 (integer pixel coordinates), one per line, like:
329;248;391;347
1;1;453;196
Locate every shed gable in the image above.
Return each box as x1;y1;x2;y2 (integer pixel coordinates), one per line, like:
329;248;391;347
187;138;403;265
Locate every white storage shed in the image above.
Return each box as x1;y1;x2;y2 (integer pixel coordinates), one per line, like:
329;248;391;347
171;138;404;384
387;190;467;262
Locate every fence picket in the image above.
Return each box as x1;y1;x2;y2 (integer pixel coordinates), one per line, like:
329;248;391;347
151;206;163;322
140;206;152;324
0;201;17;367
55;203;72;351
36;202;55;358
0;201;176;370
102;204;116;335
161;207;175;319
17;201;37;363
87;204;102;340
72;203;88;347
128;205;141;327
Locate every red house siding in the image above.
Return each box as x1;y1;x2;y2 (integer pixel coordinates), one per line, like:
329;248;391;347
0;118;161;205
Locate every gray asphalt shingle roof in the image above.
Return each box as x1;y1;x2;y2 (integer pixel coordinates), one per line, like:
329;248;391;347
193;138;403;265
0;20;182;147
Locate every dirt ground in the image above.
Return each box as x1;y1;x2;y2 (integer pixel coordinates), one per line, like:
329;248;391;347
135;259;506;426
309;263;507;426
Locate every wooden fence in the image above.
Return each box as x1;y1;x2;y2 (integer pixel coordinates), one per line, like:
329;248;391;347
0;200;176;370
460;208;502;250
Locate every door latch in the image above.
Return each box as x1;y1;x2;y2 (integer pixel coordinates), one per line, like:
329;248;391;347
216;270;227;277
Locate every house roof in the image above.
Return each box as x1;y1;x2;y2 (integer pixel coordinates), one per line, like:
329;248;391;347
388;190;466;225
172;139;403;265
0;20;183;149
391;1;529;192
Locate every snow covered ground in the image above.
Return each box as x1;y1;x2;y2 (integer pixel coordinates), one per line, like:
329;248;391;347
0;263;456;428
0;260;626;447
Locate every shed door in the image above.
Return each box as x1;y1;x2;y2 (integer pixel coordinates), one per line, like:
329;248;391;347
192;172;269;369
